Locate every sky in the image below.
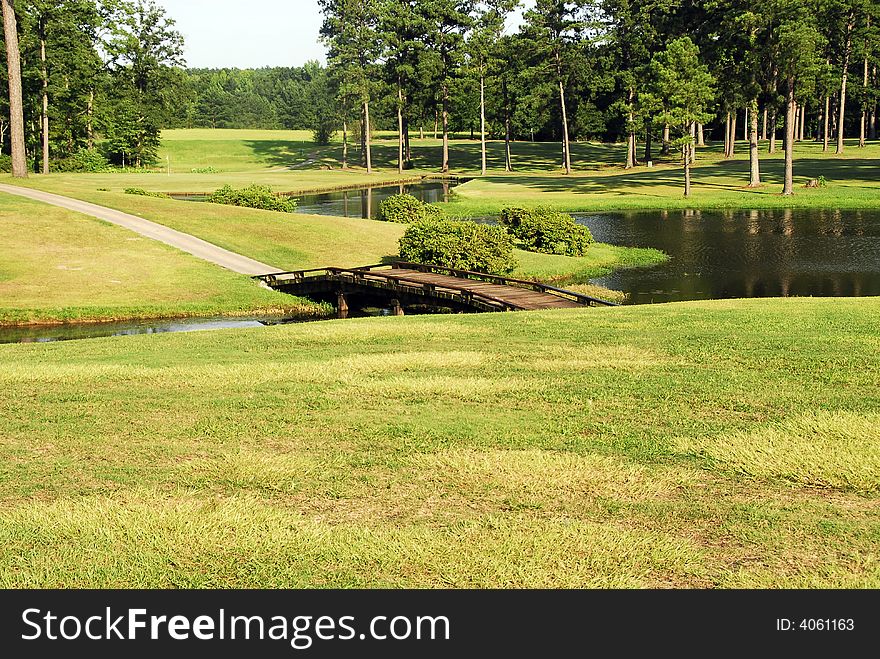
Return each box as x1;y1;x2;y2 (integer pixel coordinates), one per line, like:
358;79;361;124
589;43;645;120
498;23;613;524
153;0;529;70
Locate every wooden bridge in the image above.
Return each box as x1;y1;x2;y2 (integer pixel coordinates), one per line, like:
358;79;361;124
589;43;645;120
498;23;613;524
256;262;619;318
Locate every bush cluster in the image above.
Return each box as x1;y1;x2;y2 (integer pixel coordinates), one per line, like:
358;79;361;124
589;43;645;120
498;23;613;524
399;218;517;275
378;193;444;223
124;188;171;199
53;149;113;173
499;206;594;256
208;184;297;213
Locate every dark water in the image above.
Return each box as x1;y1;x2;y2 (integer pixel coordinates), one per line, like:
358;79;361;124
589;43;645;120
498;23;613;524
170;180;462;220
0;316;288;345
575;208;880;304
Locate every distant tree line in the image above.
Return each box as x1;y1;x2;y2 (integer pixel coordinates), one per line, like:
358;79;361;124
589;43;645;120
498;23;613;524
0;0;184;174
310;0;879;194
1;0;877;194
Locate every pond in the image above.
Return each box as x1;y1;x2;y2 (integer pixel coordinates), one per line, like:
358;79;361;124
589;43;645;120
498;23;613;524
0;317;283;345
575;208;880;304
170;179;463;220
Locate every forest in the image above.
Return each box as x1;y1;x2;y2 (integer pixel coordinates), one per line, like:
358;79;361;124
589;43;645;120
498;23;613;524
0;0;878;189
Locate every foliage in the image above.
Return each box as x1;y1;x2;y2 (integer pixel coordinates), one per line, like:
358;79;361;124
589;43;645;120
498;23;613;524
124;187;170;198
499;206;594;256
0;155;11;173
377;193;444;223
53;149;112;173
208;184;297;213
398;217;517;274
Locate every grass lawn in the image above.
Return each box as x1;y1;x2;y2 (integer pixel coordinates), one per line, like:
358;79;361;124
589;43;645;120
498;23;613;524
63;129;880;215
0;194;321;326
3;177;666;290
0;297;877;587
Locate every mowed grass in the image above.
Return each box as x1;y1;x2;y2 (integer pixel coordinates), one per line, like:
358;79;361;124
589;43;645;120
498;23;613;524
0;297;877;587
111;129;880;215
0;194;320;325
4;177;666;285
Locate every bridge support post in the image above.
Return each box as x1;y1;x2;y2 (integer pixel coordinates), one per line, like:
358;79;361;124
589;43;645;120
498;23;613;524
337;292;349;319
389;299;404;316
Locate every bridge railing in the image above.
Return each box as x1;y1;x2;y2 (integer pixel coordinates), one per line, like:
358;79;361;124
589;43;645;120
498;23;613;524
371;262;620;307
257;262;620;309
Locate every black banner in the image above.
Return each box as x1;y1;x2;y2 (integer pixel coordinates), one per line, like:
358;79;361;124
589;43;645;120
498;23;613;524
0;589;875;657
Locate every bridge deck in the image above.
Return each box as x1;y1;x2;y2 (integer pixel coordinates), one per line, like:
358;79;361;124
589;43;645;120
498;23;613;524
260;262;618;313
381;269;583;310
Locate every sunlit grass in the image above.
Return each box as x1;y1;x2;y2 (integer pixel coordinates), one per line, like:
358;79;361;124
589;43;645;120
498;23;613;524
0;194;318;325
0;298;878;587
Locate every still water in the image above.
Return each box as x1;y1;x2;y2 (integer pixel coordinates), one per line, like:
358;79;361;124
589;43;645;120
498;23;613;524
577;208;880;304
170;180;461;220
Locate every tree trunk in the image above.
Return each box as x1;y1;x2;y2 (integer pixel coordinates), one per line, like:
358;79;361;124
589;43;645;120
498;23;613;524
748;98;760;187
40;21;49;175
480;71;487;176
661;124;670;155
783;82;796;195
397;85;404;174
342;113;348;170
504;112;512;172
403;115;411;164
558;53;571;175
729;110;736;157
683;123;693;198
644;119;652;162
761;107;768;140
837;14;854;155
363;101;372;174
87;88;94;149
769;109;777;154
3;0;27;178
697;123;705;146
860;52;868;147
442;84;449;173
799;101;806;141
743;106;749;141
823;95;830;151
433;111;438;140
793;102;799;141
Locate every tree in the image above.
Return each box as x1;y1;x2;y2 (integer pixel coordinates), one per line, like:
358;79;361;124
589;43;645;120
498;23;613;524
319;0;381;173
469;0;517;176
2;0;27;177
772;6;825;194
647;37;716;197
379;0;426;173
522;0;586;175
101;0;184;167
421;0;474;173
21;0;101;173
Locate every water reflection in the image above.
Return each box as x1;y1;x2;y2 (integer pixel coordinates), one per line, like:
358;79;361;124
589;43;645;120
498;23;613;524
577;208;880;304
297;180;459;219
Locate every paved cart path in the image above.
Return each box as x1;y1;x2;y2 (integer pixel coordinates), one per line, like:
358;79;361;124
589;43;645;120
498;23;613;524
0;183;282;276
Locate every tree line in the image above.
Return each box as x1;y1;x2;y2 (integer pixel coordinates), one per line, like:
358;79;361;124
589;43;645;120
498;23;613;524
0;0;877;196
314;0;879;195
0;0;184;176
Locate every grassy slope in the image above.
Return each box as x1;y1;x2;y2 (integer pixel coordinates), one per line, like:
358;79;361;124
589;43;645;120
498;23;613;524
5;178;665;286
0;194;320;325
0;298;877;588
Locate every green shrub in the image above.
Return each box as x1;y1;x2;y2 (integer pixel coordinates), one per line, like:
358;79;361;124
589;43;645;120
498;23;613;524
191;166;220;174
124;188;171;199
208;184;297;213
0;154;12;173
399;218;517;274
499;206;594;256
378;193;444;223
53;149;112;173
